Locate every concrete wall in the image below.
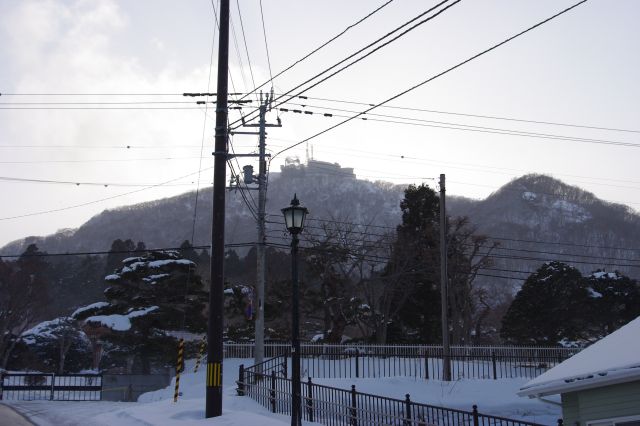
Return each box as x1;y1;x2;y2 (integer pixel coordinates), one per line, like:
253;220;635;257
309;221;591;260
102;372;172;402
562;381;640;425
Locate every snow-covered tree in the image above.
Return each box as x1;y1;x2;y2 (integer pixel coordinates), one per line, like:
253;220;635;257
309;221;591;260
583;270;640;340
18;317;91;373
73;250;207;373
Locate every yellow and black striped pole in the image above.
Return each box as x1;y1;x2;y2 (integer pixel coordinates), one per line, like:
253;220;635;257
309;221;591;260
206;360;222;389
194;336;207;373
174;338;185;403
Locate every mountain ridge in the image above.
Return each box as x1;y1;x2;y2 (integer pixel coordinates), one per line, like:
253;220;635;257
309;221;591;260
3;168;639;282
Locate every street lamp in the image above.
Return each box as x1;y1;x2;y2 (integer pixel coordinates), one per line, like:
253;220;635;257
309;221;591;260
281;194;308;426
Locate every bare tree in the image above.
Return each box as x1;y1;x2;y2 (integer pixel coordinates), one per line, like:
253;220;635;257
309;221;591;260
447;217;499;344
303;216;385;342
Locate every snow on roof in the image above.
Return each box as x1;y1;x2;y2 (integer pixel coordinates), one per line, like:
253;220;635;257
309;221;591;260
71;302;110;318
85;306;159;331
519;316;640;397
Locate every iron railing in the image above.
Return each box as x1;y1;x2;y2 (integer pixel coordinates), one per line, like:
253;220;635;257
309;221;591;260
237;362;554;426
226;343;577;380
0;372;102;401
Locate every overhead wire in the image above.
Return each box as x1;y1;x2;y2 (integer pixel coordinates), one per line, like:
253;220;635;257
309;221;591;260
270;0;590;159
0;167;213;221
235;0;257;92
258;0;274;88
234;0;460;128
285;93;640;135
237;0;394;100
275;102;640;149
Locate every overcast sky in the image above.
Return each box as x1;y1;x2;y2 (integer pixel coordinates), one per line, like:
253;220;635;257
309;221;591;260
1;0;639;248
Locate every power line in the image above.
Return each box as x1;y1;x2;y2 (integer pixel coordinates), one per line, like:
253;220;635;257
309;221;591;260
0;93;186;96
288;94;640;135
276;102;640;150
271;0;590;159
258;0;274;88
0;176;202;187
0;243;256;259
236;0;459;128
239;0;394;100
235;0;257;92
0;167;213;221
267;213;640;254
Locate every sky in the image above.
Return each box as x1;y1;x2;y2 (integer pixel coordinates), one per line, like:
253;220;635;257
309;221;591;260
1;0;639;248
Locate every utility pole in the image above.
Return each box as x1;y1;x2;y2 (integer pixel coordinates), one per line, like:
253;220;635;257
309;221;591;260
439;173;451;381
206;0;229;418
240;93;280;369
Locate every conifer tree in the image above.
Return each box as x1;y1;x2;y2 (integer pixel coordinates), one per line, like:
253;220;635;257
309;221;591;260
74;250;207;373
501;262;588;345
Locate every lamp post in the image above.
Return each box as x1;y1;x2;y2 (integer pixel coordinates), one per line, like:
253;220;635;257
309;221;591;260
281;194;308;426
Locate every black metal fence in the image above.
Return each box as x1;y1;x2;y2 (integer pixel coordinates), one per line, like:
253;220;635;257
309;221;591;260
225;344;576;381
236;358;552;426
0;373;102;401
287;346;573;380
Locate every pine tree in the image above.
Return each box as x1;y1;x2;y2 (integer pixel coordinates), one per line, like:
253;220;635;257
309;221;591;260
584;270;640;339
385;184;441;343
74;250;207;373
501;262;588;345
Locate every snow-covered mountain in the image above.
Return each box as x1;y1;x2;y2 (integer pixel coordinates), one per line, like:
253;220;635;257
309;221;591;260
2;165;639;282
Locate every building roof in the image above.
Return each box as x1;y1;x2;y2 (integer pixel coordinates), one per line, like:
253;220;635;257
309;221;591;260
518;316;640;398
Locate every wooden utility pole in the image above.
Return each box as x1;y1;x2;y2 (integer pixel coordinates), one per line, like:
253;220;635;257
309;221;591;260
439;173;451;381
206;0;230;417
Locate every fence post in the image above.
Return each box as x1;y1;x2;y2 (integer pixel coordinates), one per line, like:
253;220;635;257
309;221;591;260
0;371;4;401
404;394;412;426
355;350;360;378
270;370;276;413
237;364;245;396
283;354;288;377
472;404;479;426
424;356;429;380
350;384;358;426
491;351;497;380
50;373;55;401
306;377;314;422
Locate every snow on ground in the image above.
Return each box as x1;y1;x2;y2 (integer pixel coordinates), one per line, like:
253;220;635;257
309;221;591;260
5;358;560;425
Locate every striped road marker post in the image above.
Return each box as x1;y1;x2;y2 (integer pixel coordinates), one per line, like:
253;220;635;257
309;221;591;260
194;336;207;373
174;338;185;403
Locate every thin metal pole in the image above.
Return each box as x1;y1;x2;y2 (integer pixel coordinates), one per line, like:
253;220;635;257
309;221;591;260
206;0;230;417
291;233;302;426
439;173;451;381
